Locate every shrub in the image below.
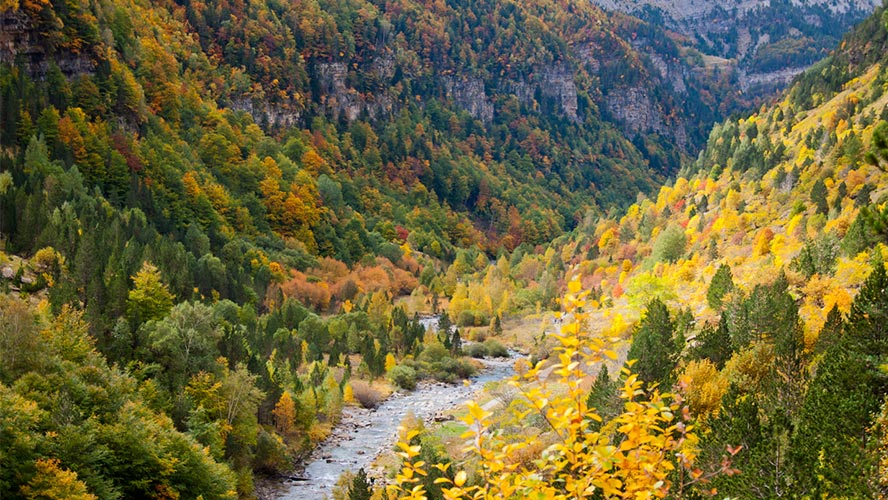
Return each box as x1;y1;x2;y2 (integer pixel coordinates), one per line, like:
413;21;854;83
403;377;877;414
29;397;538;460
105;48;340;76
466;343;488;358
457;310;488;327
457;310;476;327
419;343;449;364
388;364;418;391
253;428;289;474
482;339;509;358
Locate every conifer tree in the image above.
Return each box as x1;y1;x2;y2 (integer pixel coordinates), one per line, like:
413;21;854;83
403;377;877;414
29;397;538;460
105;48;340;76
450;328;461;355
691;315;732;369
627;298;677;387
707;264;734;309
865;120;888;171
585;365;621;431
348;468;373;500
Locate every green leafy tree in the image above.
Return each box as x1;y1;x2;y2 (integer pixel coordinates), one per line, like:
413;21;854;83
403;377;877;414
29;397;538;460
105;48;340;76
146;301;223;393
651;224;686;263
0;296;41;383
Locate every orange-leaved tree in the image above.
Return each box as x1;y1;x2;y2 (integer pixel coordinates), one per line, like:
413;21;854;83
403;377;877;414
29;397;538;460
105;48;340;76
388;276;721;499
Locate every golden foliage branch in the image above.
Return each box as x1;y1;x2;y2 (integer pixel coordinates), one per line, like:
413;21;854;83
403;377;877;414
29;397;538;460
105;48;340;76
389;275;720;499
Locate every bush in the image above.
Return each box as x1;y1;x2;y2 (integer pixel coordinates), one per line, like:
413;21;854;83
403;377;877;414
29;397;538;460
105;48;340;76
253;427;290;474
457;310;488;327
350;380;382;409
419;343;449;364
466;343;488;358
482;339;509;358
437;357;476;380
457;310;476;327
388;364;417;391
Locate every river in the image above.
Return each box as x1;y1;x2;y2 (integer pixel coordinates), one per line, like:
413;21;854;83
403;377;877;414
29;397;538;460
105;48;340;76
276;355;516;499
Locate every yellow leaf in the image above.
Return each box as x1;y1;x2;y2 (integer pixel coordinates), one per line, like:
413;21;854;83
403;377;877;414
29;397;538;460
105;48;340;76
568;279;582;293
454;470;467;487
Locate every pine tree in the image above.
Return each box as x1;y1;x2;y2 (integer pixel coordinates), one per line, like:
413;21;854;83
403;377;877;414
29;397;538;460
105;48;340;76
865;120;888;171
348;468;373;500
791;338;879;497
691;315;732;369
845;262;888;356
437;313;452;337
492;314;503;336
814;305;843;356
450;328;461;355
791;264;888;496
810;178;829;215
707;264;734;309
585;365;620;431
626;298;677;387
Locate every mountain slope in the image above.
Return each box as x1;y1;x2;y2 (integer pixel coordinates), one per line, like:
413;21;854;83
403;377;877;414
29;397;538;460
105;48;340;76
0;0;764;260
591;0;881;96
545;4;888;496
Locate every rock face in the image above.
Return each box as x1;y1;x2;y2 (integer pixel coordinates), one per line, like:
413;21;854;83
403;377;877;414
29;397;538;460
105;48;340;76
592;0;879;25
313;61;394;123
537;65;579;123
445;77;494;123
605;86;688;148
0;11;93;79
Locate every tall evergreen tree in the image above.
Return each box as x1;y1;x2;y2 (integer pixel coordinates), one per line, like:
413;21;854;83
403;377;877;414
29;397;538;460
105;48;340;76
691;315;732;369
585;365;621;431
348;468;373;500
791;264;888;497
626;298;677;387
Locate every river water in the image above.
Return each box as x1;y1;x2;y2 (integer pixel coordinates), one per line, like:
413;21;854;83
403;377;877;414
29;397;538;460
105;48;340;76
277;356;516;499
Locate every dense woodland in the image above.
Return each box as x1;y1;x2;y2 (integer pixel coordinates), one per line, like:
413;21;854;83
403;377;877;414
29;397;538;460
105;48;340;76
2;0;888;498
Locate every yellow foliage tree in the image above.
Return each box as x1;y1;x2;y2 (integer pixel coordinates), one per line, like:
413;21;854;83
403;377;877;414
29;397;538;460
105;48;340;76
20;459;96;500
680;360;729;420
388;277;709;499
385;353;397;373
273;391;297;439
752;228;775;257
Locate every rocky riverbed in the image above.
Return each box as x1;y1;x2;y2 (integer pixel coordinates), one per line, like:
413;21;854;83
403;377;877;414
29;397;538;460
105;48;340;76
273;355;517;499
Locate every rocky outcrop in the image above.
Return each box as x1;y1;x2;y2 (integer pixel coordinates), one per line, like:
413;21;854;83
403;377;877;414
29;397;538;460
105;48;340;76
591;0;879;24
444;77;494;123
537;65;579;123
229;97;301;129
590;0;880;105
0;11;94;79
442;64;579;124
605;86;688;148
315;61;394;122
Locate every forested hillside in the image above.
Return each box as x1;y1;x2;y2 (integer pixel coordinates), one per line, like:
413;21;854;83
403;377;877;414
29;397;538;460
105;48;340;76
0;0;744;261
